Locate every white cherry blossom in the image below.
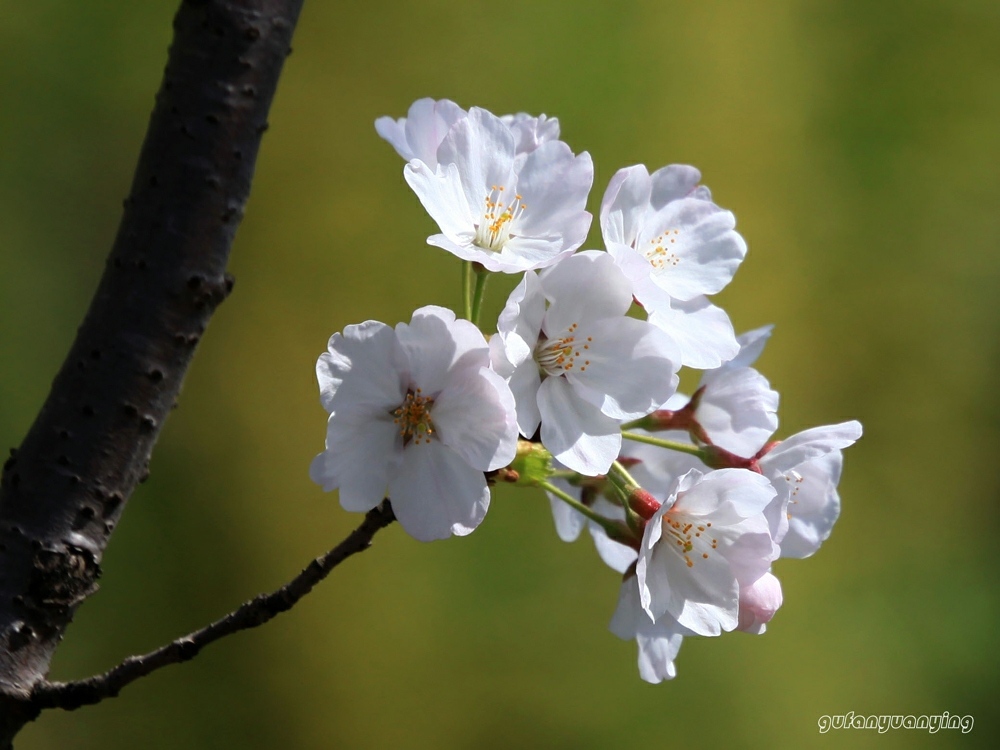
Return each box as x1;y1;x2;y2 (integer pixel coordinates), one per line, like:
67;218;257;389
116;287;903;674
600;164;747;368
636;468;777;636
310;306;518;541
376;99;559;169
758;420;862;557
404;107;593;273
491;251;680;474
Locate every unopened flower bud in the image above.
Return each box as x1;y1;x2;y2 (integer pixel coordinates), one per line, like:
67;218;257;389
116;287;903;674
737;572;783;634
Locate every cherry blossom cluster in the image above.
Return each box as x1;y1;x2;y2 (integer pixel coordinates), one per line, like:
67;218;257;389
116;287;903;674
310;98;862;682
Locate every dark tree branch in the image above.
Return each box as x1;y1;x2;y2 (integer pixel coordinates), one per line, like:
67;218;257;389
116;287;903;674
0;0;304;743
32;502;396;712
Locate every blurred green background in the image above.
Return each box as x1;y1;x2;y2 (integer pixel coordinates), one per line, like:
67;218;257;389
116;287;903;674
2;0;998;747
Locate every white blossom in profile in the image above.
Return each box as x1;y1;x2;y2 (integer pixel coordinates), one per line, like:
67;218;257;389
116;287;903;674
758;421;862;557
404;107;593;273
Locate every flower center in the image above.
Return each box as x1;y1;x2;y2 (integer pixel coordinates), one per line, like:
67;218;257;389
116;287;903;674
643;229;681;270
474;184;526;252
391;388;436;446
534;323;592;376
662;511;717;568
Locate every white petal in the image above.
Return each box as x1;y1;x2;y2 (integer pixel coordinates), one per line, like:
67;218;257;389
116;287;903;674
395;306;489;395
507;360;542;437
695;366;779;456
540;251;633;333
537;376;621;475
433;366;517;471
316;320;406;413
648;164;703;209
497;271;545;366
565;317;679;420
637;198;747;301
727;325;774;369
513;141;593;239
600;165;652;248
479;234;578;273
778;451;843;559
546;482;587;542
647;296;739;370
674;469;776;523
590;523;638;573
405;161;477;244
436;107;517;220
310;412;401;512
388;441;490;541
760;421;863;474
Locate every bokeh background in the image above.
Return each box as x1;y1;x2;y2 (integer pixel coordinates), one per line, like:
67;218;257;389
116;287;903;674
2;0;998;747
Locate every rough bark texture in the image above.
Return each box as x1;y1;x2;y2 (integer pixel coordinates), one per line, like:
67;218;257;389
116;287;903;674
0;0;304;742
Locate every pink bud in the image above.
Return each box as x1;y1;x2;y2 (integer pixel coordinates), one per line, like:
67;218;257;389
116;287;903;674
628;488;661;520
737;572;783;634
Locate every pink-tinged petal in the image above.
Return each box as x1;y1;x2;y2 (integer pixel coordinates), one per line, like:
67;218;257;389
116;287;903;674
395;306;489;395
310;413;401;512
405;98;466;167
507;360;542;437
501;112;561;155
388;441;490;541
779;451;843;559
600;165;652;248
760;421;863;474
648;164;703;209
433;366;517;471
637;198;747;300
374;115;409;160
647;296;739;369
696;366;779;456
738;571;783;634
537;376;620;475
316;320;406;413
436;107;517;218
513;142;593;237
540;251;633;333
727;325;774;369
497;271;545;365
405;161;477;243
724;517;778;585
564;317;679;421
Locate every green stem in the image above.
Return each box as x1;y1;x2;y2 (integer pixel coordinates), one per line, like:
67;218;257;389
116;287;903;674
471;267;489;328
462;261;473;321
539;481;622;538
607;460;640;492
621;431;703;457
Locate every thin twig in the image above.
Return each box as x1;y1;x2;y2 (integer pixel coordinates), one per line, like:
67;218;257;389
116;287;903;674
31;501;395;712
